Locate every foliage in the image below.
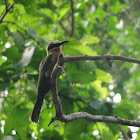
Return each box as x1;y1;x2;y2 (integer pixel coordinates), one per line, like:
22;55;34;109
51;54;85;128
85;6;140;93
0;0;140;139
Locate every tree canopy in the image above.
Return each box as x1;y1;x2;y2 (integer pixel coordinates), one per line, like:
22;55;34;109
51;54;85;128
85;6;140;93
0;0;140;139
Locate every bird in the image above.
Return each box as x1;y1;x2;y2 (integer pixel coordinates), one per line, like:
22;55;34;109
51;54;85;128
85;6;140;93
29;40;68;123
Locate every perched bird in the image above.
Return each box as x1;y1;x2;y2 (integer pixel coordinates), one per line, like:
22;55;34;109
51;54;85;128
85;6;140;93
29;40;68;123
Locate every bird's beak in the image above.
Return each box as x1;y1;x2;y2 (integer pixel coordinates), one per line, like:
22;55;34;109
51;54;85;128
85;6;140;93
59;41;69;46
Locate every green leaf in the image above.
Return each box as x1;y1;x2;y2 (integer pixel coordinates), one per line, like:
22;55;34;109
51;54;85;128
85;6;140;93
4;105;30;137
80;35;100;45
40;130;63;140
91;80;109;99
0;5;5;15
90;97;103;109
96;69;112;82
22;14;40;27
11;32;25;51
65;120;93;140
63;39;98;56
94;7;107;22
40;8;58;22
2;46;21;61
109;3;126;13
65;62;96;83
0;56;7;66
58;6;70;21
94;123;119;139
14;0;37;13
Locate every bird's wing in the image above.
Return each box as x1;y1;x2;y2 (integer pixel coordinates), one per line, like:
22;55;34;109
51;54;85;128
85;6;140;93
39;58;45;72
37;54;53;94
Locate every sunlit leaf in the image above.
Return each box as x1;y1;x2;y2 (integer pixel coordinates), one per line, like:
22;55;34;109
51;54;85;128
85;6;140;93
80;35;100;45
91;80;109;99
0;56;7;66
96;69;112;82
58;6;70;21
40;8;58;22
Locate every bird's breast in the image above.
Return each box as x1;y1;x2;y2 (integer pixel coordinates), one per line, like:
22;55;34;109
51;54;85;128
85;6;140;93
45;53;64;78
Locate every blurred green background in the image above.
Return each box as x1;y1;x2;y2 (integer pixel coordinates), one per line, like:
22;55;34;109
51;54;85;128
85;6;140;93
0;0;140;139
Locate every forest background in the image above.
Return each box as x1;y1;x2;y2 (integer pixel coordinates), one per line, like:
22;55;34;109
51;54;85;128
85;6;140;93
0;0;140;139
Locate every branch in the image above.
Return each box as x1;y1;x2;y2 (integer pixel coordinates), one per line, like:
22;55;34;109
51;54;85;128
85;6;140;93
62;114;140;127
58;0;74;37
1;21;45;47
50;57;64;118
49;54;140;127
118;124;129;140
70;0;74;37
59;21;70;36
0;2;15;23
47;0;71;37
63;55;140;64
2;21;25;31
59;93;81;104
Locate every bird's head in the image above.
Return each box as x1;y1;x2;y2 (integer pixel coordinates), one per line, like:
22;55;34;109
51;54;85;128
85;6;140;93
46;40;68;55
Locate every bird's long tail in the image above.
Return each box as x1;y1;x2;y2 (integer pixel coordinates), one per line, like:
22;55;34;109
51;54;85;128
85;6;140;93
29;95;44;123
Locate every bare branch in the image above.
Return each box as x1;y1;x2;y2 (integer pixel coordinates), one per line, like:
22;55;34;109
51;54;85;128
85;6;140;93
0;2;15;23
63;55;140;64
49;55;140;127
60;113;140;127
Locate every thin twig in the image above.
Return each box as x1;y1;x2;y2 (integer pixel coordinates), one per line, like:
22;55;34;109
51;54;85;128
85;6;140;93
59;66;98;110
59;21;70;36
4;0;8;9
47;0;52;10
118;124;129;140
48;117;57;126
47;0;71;37
59;93;81;104
2;21;25;31
96;123;102;140
0;1;44;48
70;0;74;37
0;2;15;23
